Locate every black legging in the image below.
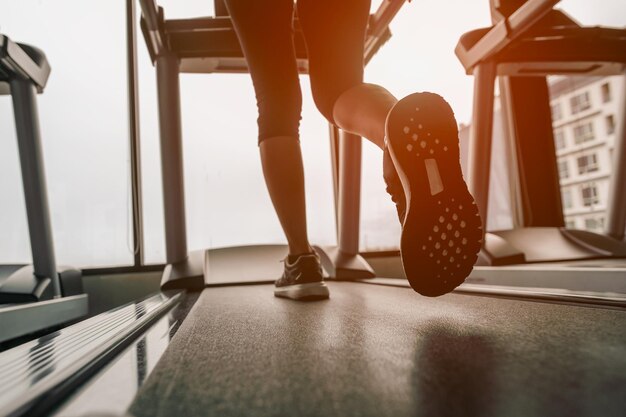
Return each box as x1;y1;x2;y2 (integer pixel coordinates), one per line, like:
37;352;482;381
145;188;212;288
224;0;371;143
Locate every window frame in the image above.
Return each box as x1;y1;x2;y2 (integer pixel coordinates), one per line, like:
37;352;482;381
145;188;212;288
601;82;611;103
570;91;591;115
573;121;594;145
576;153;599;175
580;183;600;207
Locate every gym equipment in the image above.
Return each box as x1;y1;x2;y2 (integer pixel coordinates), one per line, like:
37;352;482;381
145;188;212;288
138;0;406;289
455;0;626;265
0;2;624;416
0;34;87;343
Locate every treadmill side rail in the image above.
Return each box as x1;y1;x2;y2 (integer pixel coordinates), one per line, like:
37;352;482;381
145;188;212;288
0;294;88;343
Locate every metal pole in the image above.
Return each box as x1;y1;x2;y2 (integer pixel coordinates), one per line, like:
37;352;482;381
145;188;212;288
605;73;626;240
328;123;340;237
155;51;188;264
467;61;497;234
127;0;145;266
337;130;363;256
10;79;61;298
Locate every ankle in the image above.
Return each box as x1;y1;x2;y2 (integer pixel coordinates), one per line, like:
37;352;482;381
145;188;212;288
287;246;315;262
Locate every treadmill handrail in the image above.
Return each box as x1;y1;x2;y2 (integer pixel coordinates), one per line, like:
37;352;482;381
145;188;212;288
459;0;562;70
138;0;408;67
138;0;165;56
0;34;50;91
365;0;407;64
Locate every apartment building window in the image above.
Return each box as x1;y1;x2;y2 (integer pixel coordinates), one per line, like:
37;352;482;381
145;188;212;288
551;102;562;121
570;91;591;114
565;219;576;229
557;159;569;179
601;83;611;103
573;122;594;144
562;188;573;209
584;216;605;231
554;130;566;149
606;114;616;135
581;183;600;206
577;153;599;174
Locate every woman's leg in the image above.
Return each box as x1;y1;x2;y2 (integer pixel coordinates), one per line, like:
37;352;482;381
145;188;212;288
224;0;312;257
332;84;398;150
298;0;405;218
297;0;397;150
297;0;482;296
259;136;312;256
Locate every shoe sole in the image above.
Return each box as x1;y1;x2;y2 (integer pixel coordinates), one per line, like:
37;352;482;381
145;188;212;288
386;92;483;296
274;282;330;301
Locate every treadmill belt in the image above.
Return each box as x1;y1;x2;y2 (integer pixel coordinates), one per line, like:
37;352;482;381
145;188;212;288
129;282;626;417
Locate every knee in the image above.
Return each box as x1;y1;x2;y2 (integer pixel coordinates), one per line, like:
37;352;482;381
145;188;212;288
309;82;341;125
257;86;303;144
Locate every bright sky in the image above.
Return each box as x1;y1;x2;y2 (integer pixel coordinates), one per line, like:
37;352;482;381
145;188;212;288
0;0;624;266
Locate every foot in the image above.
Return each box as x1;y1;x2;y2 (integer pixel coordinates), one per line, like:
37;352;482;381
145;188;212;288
383;145;406;223
385;92;483;297
274;252;330;301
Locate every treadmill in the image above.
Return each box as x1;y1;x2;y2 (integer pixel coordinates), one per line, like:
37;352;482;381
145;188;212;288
0;34;87;344
456;0;626;292
0;1;624;416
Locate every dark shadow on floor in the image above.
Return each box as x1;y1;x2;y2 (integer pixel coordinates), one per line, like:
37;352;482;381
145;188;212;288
411;321;498;417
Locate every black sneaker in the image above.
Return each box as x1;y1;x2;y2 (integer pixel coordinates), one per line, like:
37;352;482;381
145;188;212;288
274;253;330;300
383;145;406;223
385;92;483;297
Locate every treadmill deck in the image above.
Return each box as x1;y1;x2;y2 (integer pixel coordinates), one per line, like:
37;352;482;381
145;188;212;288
129;282;626;417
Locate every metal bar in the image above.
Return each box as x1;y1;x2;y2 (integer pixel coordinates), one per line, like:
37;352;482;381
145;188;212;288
138;0;160;30
138;0;164;55
504;76;564;227
467;61;497;235
464;0;561;70
498;76;525;228
127;0;145;266
155;51;188;264
0;294;88;344
364;0;406;62
0;292;180;417
10;79;61;298
328;123;340;237
605;72;626;240
337;131;363;256
367;0;406;41
82;264;165;276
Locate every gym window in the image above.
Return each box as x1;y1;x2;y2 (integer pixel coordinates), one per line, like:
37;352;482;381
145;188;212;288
577;153;599;175
601;82;611;103
581;183;600;207
562;188;573;209
551;102;562;121
570;91;591;114
606;115;616;135
557;159;569;179
554;130;566;149
573;122;594;144
584;216;605;231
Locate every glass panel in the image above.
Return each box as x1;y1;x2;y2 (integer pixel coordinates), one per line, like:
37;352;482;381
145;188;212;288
605;115;616;135
573;121;594;144
601;83;611;103
550;75;622;232
0;1;133;267
570;91;591;115
138;1;336;263
551;103;563;121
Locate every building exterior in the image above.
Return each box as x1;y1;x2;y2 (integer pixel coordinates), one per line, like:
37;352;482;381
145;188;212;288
549;75;624;233
458;75;624;234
